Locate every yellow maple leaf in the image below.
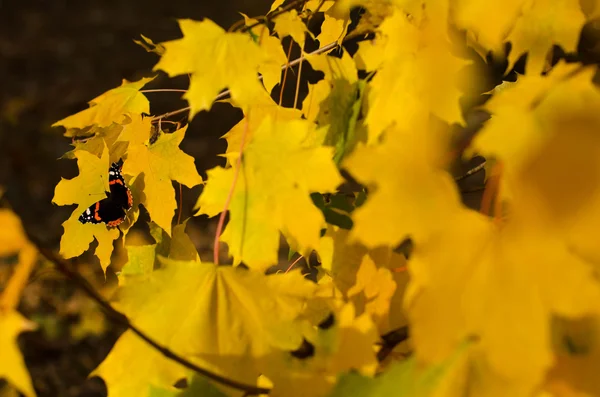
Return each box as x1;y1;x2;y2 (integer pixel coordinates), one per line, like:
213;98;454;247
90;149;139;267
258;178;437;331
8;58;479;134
61;122;127;164
196;116;342;270
238;15;285;94
153;19;269;116
303;52;360;162
316;13;349;47
347;255;398;333
94;258;317;396
507;0;585;75
0;311;36;397
269;0;286;12
405;208;600;396
317;226;408;334
52;148;121;271
123;125;203;236
344;127;462;248
52;77;154;130
0;210;37;397
223;89;301;165
273;9;310;47
451;0;525;56
259;35;287;94
358;8;469;142
469;62;600;262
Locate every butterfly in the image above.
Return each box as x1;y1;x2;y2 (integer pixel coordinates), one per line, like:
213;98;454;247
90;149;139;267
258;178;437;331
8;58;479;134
78;159;133;227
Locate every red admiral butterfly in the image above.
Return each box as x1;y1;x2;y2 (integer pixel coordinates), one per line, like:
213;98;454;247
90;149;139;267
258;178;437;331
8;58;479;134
79;159;133;227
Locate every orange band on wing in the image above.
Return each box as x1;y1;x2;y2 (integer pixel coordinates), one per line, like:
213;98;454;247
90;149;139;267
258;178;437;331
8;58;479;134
127;190;133;207
94;202;102;221
107;218;124;227
109;179;124;186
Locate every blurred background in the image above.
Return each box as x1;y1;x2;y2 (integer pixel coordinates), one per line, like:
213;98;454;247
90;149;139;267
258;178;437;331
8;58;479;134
0;1;272;395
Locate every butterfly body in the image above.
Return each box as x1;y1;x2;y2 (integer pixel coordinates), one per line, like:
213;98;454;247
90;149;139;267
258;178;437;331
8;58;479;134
79;160;133;227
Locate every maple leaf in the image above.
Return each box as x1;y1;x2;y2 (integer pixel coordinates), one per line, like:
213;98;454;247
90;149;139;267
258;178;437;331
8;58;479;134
52;147;121;271
0;210;37;397
52;77;154;130
0;209;29;256
259;35;287;93
118;218;200;287
316;12;349;47
273;9;310;47
153;19;269;116
405;209;600;396
123;125;203;236
343;127;462;248
94;258;317;396
118;244;156;286
196;116;342;270
303;52;363;163
470;62;600;262
133;34;165;55
269;0;286;12
507;0;586;75
317;226;408;334
223;89;301;165
451;0;524;56
0;311;37;397
357;8;469;142
61;122;127;165
238;15;286;94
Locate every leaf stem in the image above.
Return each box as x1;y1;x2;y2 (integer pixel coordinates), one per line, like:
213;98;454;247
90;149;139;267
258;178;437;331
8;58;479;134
140;89;188;93
214;112;251;265
293;49;304;109
177;183;183;224
285;255;304;273
280;40;295;106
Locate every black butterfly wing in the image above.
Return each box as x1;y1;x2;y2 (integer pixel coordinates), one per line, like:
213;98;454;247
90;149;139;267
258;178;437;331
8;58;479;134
78;195;126;226
78;160;133;227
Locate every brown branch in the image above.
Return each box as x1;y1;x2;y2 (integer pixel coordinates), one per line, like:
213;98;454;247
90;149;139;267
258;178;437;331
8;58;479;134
454;161;486;182
22;231;270;396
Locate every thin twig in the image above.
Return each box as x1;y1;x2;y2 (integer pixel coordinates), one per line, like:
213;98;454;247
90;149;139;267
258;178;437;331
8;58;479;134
454;160;486;182
230;0;307;32
141;89;188;93
151;41;339;121
280;40;295;106
177;183;183;224
285;255;304;273
20;231;270;395
293;49;304;109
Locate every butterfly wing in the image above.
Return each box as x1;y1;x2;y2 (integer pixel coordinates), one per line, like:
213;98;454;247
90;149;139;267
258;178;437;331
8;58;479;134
78;160;133;227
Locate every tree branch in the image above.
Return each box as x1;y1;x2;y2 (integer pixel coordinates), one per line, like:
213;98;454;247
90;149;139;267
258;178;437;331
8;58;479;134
22;231;271;396
454;160;486;182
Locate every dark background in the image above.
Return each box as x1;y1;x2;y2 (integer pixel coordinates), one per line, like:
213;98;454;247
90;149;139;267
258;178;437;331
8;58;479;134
0;1;272;395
